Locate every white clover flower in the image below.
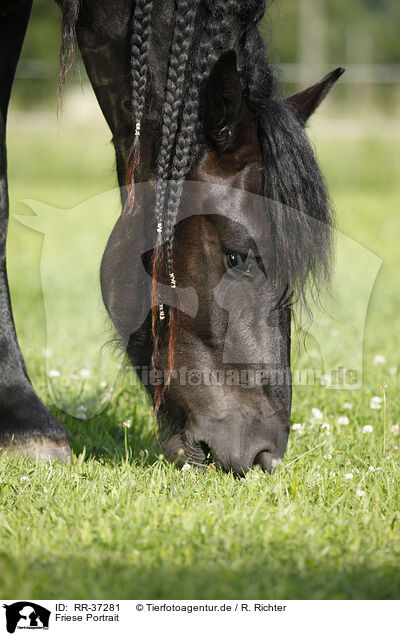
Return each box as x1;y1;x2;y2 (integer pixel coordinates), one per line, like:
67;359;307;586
20;476;29;483
312;408;323;421
100;381;107;388
182;463;191;472
338;416;349;426
292;423;304;433
343;402;353;410
48;369;60;378
321;422;330;431
362;425;373;434
80;368;90;379
356;489;366;497
391;424;399;436
373;355;386;366
368;465;375;472
122;419;132;429
323;453;332;460
369;396;382;410
344;473;353;480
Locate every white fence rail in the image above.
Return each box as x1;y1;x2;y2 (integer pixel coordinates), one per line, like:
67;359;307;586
15;60;400;85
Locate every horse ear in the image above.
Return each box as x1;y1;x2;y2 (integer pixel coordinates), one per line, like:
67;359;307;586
205;50;246;153
286;68;345;125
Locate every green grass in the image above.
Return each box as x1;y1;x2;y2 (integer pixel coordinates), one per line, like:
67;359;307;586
1;117;399;599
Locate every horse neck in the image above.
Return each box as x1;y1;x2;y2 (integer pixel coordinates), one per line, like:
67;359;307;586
76;0;241;186
75;0;174;186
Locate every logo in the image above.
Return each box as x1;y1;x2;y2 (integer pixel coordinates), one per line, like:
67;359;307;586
3;603;50;633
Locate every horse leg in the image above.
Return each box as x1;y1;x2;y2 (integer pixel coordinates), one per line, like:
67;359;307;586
0;1;71;460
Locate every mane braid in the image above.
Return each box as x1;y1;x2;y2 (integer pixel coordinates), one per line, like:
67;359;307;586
163;0;241;277
151;0;200;410
125;0;154;215
152;0;199;320
153;0;199;244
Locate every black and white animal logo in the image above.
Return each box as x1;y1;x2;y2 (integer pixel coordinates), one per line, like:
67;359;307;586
3;602;50;633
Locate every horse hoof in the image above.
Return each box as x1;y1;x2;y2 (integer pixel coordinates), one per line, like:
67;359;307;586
0;439;72;462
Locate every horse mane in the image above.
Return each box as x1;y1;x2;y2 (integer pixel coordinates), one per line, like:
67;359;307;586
59;0;334;406
58;0;80;103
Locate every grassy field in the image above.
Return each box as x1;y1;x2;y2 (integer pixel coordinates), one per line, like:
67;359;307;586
1;112;399;599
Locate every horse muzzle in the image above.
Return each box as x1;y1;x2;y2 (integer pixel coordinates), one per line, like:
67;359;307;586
164;411;289;476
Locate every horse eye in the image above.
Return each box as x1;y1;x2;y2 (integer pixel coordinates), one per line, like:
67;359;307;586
226;251;252;274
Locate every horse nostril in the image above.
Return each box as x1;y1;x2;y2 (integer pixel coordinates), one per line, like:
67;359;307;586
253;449;279;473
199;442;212;463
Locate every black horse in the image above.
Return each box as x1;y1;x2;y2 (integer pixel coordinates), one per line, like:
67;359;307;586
0;0;343;474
